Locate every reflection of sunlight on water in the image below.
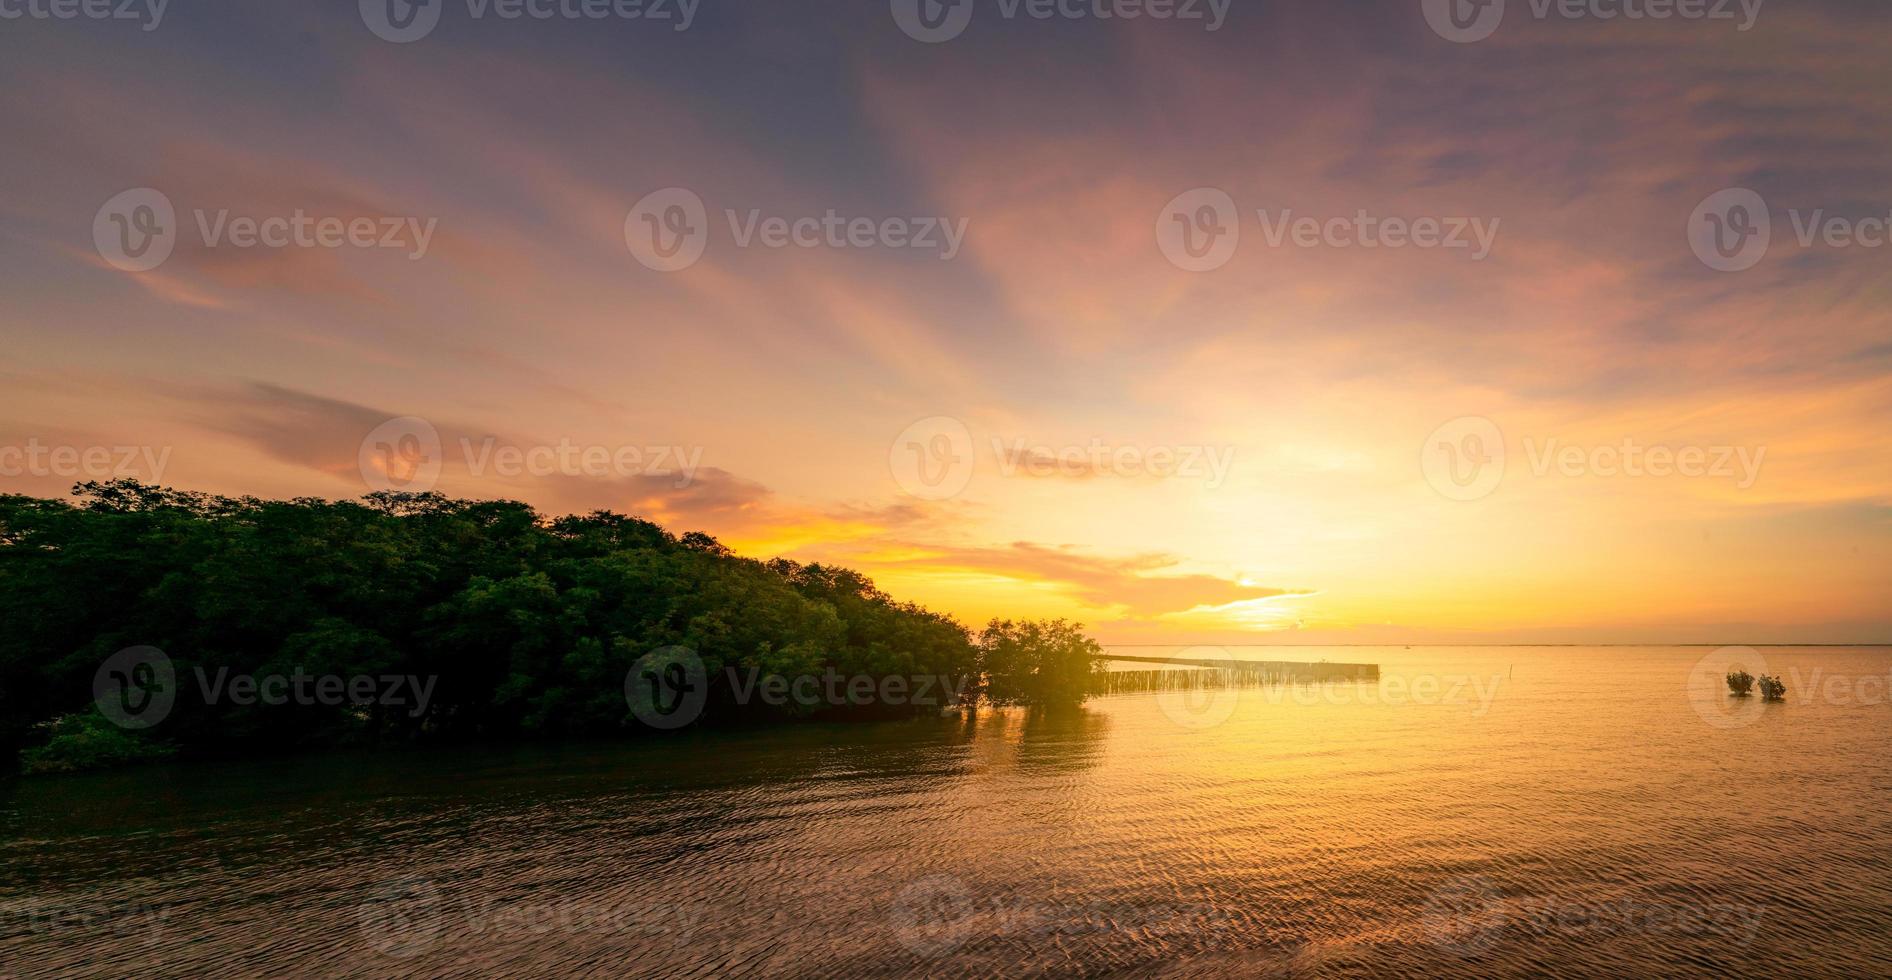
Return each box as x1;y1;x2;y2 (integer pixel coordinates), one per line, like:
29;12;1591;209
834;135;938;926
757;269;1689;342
1;646;1887;976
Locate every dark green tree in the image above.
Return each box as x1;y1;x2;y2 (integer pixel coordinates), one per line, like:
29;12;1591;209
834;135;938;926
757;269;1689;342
0;480;1075;773
977;618;1107;706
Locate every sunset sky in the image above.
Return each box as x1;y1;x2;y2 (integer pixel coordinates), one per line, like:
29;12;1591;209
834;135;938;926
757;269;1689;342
2;0;1888;644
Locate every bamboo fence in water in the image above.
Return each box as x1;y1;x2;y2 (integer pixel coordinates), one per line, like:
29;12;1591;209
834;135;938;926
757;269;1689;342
1091;658;1379;696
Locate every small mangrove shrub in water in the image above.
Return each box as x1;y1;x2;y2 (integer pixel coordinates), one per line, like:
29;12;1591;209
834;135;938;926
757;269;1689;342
1758;674;1787;702
1726;670;1755;697
18;709;177;774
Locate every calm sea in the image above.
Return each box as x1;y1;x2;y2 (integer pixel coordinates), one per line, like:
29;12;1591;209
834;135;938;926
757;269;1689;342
2;646;1888;977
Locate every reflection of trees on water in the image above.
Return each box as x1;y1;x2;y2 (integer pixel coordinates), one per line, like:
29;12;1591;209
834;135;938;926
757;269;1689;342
965;704;1111;774
1015;705;1111;772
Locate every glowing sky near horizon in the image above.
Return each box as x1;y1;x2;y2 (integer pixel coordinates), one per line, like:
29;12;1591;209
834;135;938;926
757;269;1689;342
2;0;1888;643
